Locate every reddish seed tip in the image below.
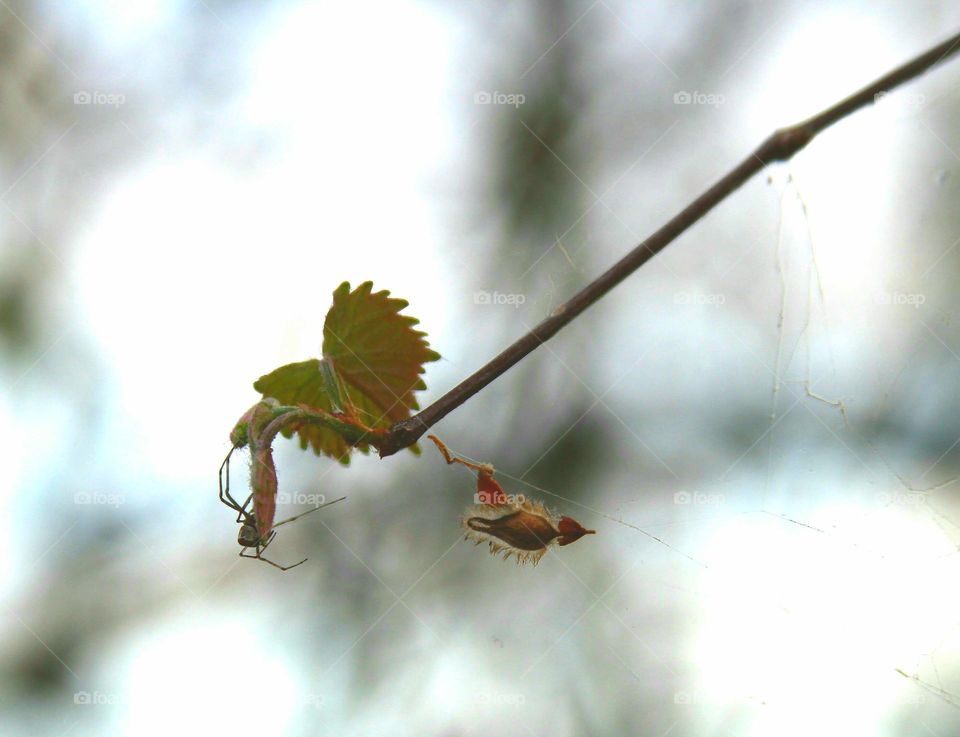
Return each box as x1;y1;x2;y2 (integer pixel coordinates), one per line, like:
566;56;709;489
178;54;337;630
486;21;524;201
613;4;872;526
557;516;596;546
557;516;586;534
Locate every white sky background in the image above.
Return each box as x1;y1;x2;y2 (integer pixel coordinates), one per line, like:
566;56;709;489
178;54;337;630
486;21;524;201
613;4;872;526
2;1;960;736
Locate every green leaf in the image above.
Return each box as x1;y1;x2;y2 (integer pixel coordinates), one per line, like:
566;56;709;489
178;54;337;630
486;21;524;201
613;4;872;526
323;281;441;424
253;360;357;462
251;282;440;462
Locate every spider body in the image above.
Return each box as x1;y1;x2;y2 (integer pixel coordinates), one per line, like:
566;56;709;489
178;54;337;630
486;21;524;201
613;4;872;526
218;445;344;571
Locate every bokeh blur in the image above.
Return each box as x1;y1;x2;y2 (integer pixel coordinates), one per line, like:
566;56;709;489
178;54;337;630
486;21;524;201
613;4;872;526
3;1;960;735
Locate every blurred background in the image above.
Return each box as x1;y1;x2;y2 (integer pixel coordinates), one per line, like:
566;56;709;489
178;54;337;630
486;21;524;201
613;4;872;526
2;1;960;735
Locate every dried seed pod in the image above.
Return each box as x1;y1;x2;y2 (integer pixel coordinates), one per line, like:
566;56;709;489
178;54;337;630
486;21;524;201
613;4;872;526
428;434;596;564
464;499;595;565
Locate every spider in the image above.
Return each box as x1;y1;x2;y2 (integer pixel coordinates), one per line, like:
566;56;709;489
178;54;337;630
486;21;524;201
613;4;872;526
218;445;345;571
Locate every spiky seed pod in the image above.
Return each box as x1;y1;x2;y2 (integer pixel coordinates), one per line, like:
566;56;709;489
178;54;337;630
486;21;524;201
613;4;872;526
428;434;596;565
463;499;595;566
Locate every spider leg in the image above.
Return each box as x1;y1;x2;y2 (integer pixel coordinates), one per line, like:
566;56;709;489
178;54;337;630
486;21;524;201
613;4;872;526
239;539;307;571
258;553;308;572
272;496;346;529
235;493;254;524
218;445;248;514
259;530;277;551
246;498;346;571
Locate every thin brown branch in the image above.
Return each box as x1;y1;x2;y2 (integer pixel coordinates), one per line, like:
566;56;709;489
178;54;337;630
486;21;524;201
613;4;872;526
379;29;960;458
